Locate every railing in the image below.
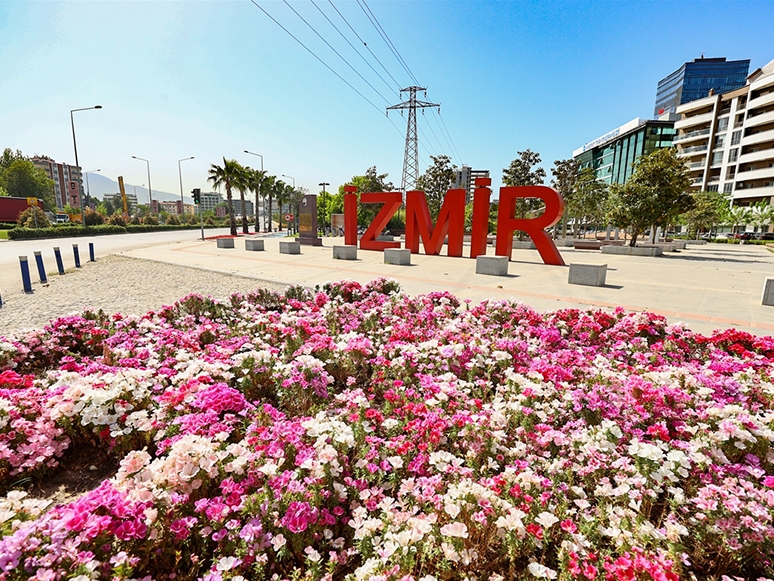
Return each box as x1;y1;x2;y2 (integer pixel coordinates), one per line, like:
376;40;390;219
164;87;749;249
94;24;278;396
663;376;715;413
734;121;744;128
674;128;711;142
682;145;708;154
689;161;706;169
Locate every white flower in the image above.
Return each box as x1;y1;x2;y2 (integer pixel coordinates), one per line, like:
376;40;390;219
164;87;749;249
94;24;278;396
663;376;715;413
216;556;241;571
528;562;557;579
304;546;321;562
271;533;286;551
440;522;468;538
535;511;559;529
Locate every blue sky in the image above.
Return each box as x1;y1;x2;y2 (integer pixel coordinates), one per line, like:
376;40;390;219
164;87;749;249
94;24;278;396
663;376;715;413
1;0;773;201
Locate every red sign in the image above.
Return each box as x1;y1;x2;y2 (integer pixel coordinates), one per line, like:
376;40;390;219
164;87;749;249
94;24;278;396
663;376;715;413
284;213;294;222
343;179;565;266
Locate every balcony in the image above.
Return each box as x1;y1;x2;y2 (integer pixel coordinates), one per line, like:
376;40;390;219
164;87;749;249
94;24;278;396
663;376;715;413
688;161;706;169
675;111;715;130
733;184;774;201
735;166;774;182
748;91;774;110
681;144;708;155
738;148;774;165
742;129;774;147
674;128;711;143
746;109;774;129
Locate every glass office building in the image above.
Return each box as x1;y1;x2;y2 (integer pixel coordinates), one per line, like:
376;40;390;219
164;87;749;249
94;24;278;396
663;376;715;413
573;118;676;185
655;57;749;117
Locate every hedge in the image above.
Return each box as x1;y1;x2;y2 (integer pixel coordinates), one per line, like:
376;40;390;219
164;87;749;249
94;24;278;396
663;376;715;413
6;223;214;240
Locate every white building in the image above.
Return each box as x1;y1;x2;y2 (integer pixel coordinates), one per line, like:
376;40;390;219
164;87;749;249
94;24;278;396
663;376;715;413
675;58;774;205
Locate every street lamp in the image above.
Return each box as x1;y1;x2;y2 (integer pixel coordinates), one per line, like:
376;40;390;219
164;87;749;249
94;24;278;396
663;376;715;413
132;156;153;212
319;182;330;233
84;169;100;208
178;156;194;214
281;175;295;233
244;150;264;230
70;105;102;224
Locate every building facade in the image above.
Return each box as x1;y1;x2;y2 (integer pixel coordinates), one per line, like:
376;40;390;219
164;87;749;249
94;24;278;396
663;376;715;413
674;58;774;204
31;156;82;210
573;118;676;185
103;192;138;213
655;57;750;117
454;166;490;202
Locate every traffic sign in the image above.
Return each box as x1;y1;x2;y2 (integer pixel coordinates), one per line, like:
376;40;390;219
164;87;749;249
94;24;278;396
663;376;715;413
26;197;38;206
284;213;294;222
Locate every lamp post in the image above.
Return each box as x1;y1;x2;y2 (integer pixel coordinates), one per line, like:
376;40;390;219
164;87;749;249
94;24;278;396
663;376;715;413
132;156;153;213
178;156;194;215
282;174;295;233
84;169;100;210
244;150;264;231
318;182;330;234
70;105;102;225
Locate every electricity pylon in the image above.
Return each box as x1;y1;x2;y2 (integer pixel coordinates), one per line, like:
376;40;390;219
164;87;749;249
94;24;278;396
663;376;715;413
387;86;439;193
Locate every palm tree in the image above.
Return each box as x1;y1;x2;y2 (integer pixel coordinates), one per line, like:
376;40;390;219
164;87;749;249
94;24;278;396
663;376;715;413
207;158;243;236
273;180;288;230
262;175;277;232
233;166;250;235
726;204;752;235
247;168;267;232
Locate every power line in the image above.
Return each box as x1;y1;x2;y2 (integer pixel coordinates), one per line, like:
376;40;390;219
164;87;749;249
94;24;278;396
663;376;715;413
248;0;385;115
356;0;419;86
282;0;390;105
419;110;446;156
431;109;461;162
327;0;402;92
310;0;395;96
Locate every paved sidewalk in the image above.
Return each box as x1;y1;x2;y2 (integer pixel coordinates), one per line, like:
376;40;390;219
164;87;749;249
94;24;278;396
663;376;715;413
119;236;774;337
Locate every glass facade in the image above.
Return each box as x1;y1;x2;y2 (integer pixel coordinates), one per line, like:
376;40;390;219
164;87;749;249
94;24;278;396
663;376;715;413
654;58;750;116
575;122;676;185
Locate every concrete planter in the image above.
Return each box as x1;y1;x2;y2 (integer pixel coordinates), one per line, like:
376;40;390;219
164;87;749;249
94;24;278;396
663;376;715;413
384;248;411;265
569;263;607;287
279;241;301;255
333;245;357;260
244;238;264;251
216;238;235;249
475;255;509;276
601;245;663;257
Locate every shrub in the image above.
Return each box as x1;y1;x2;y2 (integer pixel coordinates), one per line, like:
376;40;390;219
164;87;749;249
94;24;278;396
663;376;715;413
142;214;159;226
16;207;50;229
106;213;127;227
83;208;105;226
165;214;181;226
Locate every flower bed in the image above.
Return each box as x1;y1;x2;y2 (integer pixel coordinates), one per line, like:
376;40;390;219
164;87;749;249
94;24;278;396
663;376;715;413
0;279;773;580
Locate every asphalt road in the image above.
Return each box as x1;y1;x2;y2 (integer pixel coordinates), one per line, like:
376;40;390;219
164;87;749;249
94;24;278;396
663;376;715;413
0;228;231;297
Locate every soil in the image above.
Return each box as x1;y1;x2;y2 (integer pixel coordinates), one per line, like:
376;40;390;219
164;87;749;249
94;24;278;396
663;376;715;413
13;442;119;507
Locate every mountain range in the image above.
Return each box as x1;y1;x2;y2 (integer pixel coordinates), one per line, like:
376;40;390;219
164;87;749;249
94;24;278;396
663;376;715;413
85;173;193;205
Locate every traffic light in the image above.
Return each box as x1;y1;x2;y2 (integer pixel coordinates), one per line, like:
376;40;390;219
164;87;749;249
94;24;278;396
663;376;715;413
192;188;201;204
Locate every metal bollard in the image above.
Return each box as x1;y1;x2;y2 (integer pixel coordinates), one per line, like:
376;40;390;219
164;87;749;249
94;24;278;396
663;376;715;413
73;244;81;268
53;247;65;275
33;251;47;284
89;242;95;262
19;256;33;293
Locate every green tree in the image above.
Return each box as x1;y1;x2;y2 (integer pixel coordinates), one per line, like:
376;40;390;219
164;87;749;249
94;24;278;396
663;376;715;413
681;190;729;238
16;206;50;228
606;148;692;247
336;166;395;226
261;174;277;232
207;157;243;235
0;159;55;210
725;204;752;235
748;200;774;234
550;158;579;238
503;149;546;238
246;168;267;231
570;168;609;237
416;155;457;220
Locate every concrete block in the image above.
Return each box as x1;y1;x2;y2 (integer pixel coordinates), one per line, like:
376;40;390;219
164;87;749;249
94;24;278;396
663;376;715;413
384;248;411;265
601;245;663;257
279;241;301;255
376;235;396;242
216;238;235;249
685;240;707;245
476;255;509;276
512;240;536;250
245;238;264;251
333;245;357;260
763;278;774;306
569;263;607;287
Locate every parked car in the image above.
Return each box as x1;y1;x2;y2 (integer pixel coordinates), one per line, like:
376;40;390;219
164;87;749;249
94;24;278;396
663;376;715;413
55;214;70;224
761;233;774;241
740;232;759;240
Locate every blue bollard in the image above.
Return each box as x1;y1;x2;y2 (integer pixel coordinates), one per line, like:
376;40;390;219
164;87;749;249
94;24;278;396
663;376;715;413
53;247;65;275
33;251;47;284
19;256;33;293
73;244;81;268
89;242;95;262
0;286;3;307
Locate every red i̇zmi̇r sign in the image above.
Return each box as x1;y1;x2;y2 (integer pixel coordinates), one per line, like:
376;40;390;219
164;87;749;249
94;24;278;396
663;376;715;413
342;177;565;266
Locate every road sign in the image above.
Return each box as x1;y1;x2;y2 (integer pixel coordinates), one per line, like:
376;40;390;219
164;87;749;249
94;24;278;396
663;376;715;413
26;197;38;206
284;213;294;222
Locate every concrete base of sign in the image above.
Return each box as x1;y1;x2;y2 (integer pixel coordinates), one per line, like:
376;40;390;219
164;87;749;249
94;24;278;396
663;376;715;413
601;245;663;257
685;240;707;245
554;238;576;247
295;236;323;246
279;241;301;255
377;235;396;242
245;238;264;251
333;245;357;260
384;248;411;265
763;278;774;306
569;263;607;287
655;243;678;252
216;238;235;249
476;255;508;276
512;240;536;250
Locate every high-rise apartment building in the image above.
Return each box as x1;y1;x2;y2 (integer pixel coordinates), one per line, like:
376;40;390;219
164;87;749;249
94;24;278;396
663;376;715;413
453;166;490;202
573;118;676;185
655;57;750;117
674;58;774;204
31;156;82;210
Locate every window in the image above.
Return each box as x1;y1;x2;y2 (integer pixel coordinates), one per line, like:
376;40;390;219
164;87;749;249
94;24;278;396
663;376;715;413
723;183;734;193
713;152;724;165
716;117;729;132
731;130;742;145
729;148;738;162
715;135;725;148
707;185;719;192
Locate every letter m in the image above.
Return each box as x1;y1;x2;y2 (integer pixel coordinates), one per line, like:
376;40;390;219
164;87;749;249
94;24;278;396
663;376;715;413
405;189;466;256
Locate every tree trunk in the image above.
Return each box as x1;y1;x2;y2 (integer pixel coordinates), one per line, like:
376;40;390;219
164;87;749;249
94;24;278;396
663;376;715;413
239;191;249;234
267;196;273;232
629;230;639;247
255;191;260;231
226;185;237;235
